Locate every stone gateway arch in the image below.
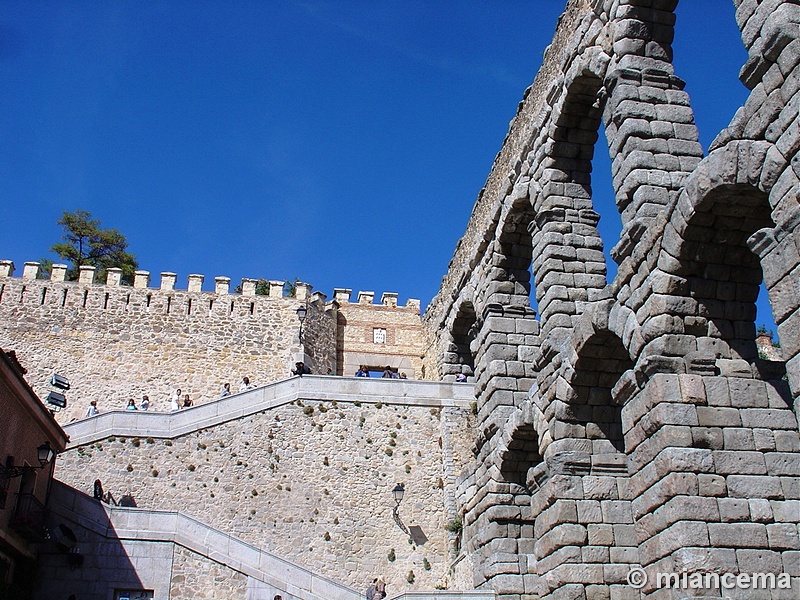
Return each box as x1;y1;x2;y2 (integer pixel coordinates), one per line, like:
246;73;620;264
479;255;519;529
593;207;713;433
422;0;800;598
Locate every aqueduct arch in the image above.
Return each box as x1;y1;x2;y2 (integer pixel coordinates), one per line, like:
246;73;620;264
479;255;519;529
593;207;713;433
425;1;800;598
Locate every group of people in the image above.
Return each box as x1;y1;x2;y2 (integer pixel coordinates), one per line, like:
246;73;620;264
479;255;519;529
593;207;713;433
86;395;153;417
126;395;152;411
365;577;387;599
84;377;257;417
84;362;424;418
355;365;408;379
219;376;256;398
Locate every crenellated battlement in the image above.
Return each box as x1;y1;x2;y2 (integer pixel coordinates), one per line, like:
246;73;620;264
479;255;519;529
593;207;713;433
332;287;420;310
0;258;426;423
0;260;419;310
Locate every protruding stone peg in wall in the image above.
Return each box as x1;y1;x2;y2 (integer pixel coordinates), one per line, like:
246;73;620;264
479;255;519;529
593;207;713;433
333;288;352;303
295;282;312;301
160;272;177;291
188;274;204;293
106;267;123;286
215;276;230;295
51;264;68;282
241;278;257;296
78;265;96;284
134;271;151;289
381;292;398;307
358;291;374;304
0;260;15;278
22;262;41;280
268;280;284;298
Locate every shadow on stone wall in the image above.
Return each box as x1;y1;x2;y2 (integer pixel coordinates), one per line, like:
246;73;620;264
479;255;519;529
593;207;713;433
34;482;151;600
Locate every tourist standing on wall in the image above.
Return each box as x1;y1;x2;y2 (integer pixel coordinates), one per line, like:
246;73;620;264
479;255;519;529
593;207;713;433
292;361;311;376
238;377;254;392
126;398;138;411
355;365;369;377
381;366;394;378
182;394;192;408
170;388;182;412
374;578;386;599
220;382;231;398
86;400;99;417
141;395;150;410
365;578;377;600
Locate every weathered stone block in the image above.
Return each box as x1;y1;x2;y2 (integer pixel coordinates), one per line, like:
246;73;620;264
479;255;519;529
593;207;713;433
697;406;742;427
708;523;769;548
671;546;738;577
712;450;767;475
609;547;639;564
718;498;752;522
582;546;610;565
639;521;710;565
734;548;785;573
583;477;619;500
753;429;780;452
538;523;588;558
692;427;724;450
698;473;727;497
657;496;720;526
601;500;633;524
727;475;785;499
577;500;603;524
766;452;800;476
748;499;774;523
767;523;800;550
741;408;798;430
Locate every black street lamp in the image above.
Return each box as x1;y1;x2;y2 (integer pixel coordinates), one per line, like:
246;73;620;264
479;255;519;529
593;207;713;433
392;483;409;536
0;442;56;479
296;305;307;342
392;483;405;505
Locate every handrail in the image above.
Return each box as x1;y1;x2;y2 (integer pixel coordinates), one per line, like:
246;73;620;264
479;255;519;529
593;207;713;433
50;480;361;600
63;375;474;447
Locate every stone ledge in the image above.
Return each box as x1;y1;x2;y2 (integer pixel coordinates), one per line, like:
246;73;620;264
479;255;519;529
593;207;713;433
48;480;361;600
63;375;474;447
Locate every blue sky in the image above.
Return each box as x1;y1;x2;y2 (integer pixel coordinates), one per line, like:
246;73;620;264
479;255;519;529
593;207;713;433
1;1;768;326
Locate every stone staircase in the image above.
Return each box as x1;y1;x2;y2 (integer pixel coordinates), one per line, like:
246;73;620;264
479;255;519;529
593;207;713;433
49;480;361;600
63;374;474;447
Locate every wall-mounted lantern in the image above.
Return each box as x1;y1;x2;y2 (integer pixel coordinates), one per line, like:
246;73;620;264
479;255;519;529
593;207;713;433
0;442;56;479
296;305;308;341
392;483;410;536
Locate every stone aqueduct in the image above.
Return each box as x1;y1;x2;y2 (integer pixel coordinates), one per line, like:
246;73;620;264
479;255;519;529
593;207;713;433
1;0;799;598
422;0;800;597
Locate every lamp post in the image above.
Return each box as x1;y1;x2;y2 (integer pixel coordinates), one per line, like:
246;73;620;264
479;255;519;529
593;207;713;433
392;483;410;536
296;305;307;342
0;442;56;479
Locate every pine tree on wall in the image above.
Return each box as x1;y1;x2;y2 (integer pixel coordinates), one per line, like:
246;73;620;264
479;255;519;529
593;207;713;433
45;209;138;284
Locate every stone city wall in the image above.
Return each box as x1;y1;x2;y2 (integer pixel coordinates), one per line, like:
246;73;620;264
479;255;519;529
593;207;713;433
53;389;476;594
0;261;423;423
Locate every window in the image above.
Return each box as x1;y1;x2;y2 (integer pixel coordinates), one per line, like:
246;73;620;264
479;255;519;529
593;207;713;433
373;328;386;344
115;591;154;600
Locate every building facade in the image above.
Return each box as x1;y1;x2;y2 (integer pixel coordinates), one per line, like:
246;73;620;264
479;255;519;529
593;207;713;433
0;349;68;600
